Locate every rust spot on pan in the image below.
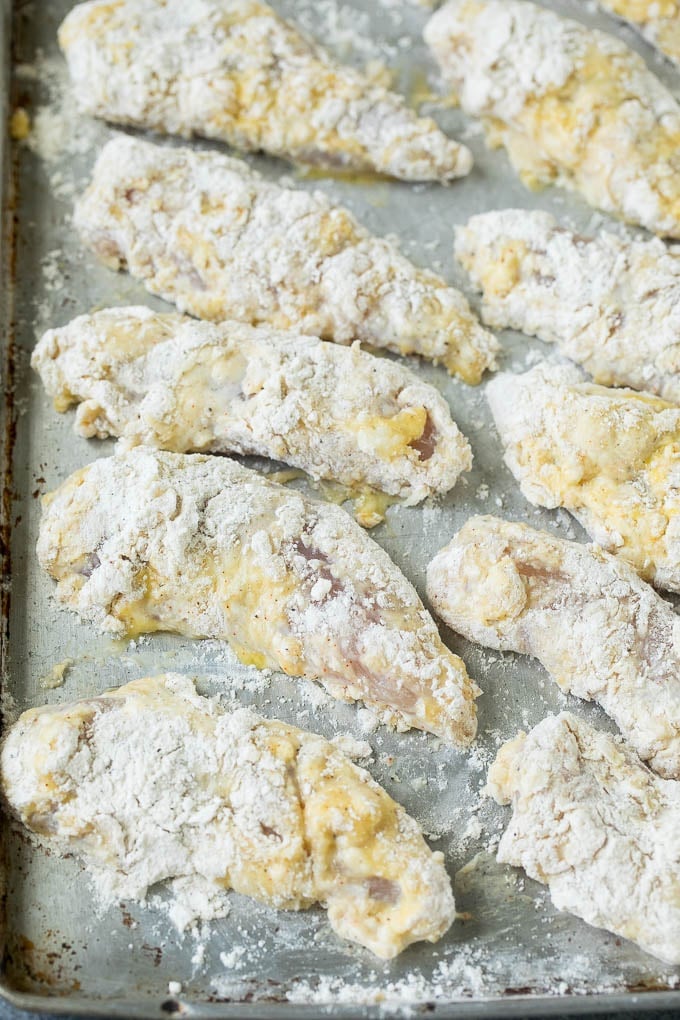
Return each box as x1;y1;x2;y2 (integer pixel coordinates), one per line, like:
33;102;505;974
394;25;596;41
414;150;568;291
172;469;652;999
3;933;82;994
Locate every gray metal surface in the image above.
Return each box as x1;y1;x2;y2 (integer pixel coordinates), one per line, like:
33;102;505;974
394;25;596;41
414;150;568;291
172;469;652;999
3;0;680;1015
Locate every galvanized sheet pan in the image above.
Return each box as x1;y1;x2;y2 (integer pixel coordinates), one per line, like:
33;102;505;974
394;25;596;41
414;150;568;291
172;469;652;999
2;0;680;1014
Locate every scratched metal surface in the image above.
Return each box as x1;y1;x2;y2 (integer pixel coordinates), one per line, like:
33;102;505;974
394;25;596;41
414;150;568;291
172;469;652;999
2;0;680;1015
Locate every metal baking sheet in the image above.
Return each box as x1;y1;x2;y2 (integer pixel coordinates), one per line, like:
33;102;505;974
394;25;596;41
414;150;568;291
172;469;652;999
3;0;680;1014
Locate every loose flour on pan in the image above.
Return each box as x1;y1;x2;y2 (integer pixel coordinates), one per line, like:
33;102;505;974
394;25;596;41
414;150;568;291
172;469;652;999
58;0;472;182
425;0;680;237
487;362;680;594
427;515;680;778
488;712;680;964
37;448;480;745
455;209;680;402
0;673;457;958
33;307;472;508
74;136;499;384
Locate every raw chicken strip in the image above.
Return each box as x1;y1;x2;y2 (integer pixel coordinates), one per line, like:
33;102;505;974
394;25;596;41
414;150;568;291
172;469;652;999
455;209;680;402
37;448;480;744
32;307;472;508
58;0;472;182
424;0;680;237
0;674;456;958
487;362;680;593
74;137;498;384
487;712;680;964
427;515;680;778
594;0;680;69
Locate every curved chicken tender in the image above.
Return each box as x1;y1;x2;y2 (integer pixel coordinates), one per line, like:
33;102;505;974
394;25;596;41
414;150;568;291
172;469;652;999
487;712;680;964
74;137;498;384
594;0;680;69
456;209;680;402
425;0;680;237
58;0;471;183
427;515;680;778
32;307;472;507
37;448;480;744
0;674;456;958
487;362;680;593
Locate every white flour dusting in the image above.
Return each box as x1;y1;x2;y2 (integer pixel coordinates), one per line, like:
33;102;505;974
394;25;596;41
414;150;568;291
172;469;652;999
1;674;456;958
